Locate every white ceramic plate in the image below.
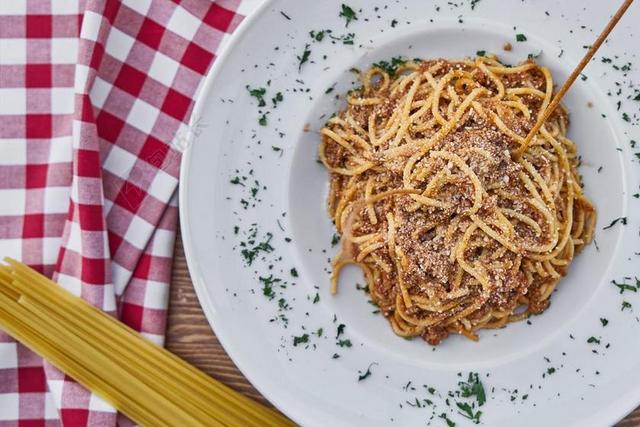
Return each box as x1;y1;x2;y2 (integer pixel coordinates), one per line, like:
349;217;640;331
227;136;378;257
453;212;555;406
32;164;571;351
180;1;640;425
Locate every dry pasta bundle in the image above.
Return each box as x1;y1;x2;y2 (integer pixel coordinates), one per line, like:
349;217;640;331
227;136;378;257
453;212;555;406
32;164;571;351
0;258;294;427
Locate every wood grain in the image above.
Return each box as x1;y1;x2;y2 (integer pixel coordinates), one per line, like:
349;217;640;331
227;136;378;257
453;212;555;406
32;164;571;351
166;226;640;425
165;229;270;407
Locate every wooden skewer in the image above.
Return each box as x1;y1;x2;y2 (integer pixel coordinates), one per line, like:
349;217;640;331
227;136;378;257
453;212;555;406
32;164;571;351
513;0;634;160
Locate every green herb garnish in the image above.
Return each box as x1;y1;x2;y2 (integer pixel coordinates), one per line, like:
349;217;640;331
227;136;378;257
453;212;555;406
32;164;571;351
259;275;281;300
241;232;274;265
611;279;637;294
341;33;355;45
587;336;601;344
339;4;358;27
528;50;542;60
277;298;289;310
603;217;627;230
439;413;456;427
272;92;283;107
356;283;369;293
247;86;266;107
458;373;486;406
373;56;407;76
309;30;326;42
357;362;377;381
456;402;482;424
293;333;309;346
297;44;311;71
230;176;244;186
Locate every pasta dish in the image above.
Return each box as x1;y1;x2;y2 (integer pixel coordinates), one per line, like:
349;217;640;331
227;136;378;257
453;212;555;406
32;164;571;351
319;56;596;344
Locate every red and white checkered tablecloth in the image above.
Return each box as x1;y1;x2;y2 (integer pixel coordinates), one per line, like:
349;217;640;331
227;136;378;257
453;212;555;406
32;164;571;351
0;0;248;425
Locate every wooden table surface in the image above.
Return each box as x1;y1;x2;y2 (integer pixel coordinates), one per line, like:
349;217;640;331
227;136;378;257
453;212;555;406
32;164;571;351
165;227;640;426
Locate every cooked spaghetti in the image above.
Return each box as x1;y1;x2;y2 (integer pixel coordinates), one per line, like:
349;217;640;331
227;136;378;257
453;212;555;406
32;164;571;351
319;56;596;345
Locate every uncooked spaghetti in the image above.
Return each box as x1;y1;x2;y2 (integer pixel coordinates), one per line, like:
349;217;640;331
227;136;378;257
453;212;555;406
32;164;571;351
319;56;596;345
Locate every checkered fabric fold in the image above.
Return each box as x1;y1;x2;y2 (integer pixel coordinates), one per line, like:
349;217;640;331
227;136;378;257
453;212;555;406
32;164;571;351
0;0;244;424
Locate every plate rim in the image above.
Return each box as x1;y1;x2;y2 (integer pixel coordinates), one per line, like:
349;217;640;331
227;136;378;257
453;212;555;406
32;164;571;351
178;0;306;422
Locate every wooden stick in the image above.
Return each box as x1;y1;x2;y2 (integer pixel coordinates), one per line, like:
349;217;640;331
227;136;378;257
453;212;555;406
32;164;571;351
513;0;634;160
